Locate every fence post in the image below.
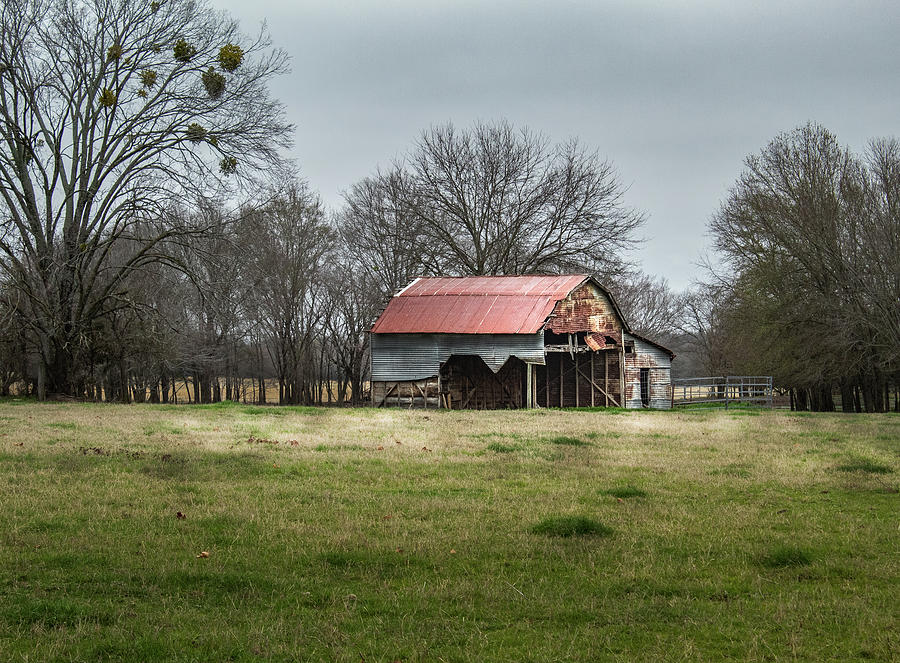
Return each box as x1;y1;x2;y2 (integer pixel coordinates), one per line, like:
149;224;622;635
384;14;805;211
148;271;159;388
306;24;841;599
725;375;729;410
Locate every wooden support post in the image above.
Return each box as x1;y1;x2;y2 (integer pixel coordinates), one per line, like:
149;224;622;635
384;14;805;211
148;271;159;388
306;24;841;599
559;353;564;408
526;363;533;408
575;353;580;408
604;352;609;407
619;346;626;409
546;364;550;408
590;352;595;407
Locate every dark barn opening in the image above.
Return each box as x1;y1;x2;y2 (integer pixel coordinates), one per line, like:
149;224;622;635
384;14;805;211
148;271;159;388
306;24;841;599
535;350;622;408
439;355;526;410
640;367;650;407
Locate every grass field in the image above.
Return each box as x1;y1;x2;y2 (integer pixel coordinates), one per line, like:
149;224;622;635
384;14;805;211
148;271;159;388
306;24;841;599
0;400;897;662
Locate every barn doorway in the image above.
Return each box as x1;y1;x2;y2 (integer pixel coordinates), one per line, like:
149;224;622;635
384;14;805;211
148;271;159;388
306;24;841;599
640;368;650;407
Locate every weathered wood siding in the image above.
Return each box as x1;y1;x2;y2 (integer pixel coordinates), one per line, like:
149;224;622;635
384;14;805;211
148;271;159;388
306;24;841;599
372;378;441;408
623;333;672;409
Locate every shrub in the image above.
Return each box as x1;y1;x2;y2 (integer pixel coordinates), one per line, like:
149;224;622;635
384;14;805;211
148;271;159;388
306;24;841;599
531;516;612;538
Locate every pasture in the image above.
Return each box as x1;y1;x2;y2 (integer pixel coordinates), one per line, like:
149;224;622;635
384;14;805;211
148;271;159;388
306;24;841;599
0;401;897;662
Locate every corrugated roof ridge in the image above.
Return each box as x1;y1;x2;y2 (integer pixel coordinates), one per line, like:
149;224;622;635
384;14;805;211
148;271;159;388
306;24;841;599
397;274;590;297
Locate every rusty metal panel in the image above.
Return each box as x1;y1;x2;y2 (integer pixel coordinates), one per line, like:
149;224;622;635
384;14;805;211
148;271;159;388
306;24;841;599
584;332;607;351
370;275;589;334
546;282;625;338
370;332;545;381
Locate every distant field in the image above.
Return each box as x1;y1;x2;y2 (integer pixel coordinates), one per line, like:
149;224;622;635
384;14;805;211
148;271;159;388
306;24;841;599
0;401;897;662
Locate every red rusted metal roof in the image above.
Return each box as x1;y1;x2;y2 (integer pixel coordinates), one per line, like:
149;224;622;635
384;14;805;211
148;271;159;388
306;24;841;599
371;275;589;334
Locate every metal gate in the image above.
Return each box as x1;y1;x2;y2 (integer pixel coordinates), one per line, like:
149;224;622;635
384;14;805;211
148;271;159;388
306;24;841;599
672;376;773;408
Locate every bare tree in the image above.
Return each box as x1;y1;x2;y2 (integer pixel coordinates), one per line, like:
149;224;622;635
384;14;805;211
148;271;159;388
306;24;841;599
338;166;437;298
0;0;291;397
243;181;333;405
609;271;683;342
404;120;644;277
322;262;382;405
340;120;645;285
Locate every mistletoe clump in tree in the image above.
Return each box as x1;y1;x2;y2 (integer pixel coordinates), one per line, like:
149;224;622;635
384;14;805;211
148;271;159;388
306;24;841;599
0;0;292;398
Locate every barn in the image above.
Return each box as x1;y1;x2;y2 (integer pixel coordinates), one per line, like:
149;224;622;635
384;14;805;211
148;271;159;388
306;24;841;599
369;274;675;410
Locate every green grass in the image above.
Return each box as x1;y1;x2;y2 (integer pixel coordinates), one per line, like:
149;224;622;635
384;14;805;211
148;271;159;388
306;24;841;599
0;402;897;661
530;515;613;537
605;485;647;499
759;545;814;569
545;435;590;446
485;441;518;453
835;458;894;474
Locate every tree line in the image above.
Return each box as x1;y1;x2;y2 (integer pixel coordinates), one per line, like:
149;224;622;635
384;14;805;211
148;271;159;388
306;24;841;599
701;123;899;412
1;1;896;410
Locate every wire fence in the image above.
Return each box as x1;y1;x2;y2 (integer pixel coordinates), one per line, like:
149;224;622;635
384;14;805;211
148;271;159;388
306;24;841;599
672;376;774;409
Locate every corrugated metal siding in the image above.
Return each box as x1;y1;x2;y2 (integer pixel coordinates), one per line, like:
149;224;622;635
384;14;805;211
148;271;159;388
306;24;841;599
371;333;546;381
623;333;673;409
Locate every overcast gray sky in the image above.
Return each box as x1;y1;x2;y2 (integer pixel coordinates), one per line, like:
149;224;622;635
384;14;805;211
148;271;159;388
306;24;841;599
218;0;899;289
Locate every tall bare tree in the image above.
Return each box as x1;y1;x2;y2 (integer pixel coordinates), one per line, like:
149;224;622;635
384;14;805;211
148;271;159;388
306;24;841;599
243;181;333;405
610;271;683;342
404;120;644;277
340;120;644;285
0;0;290;397
339;166;433;298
